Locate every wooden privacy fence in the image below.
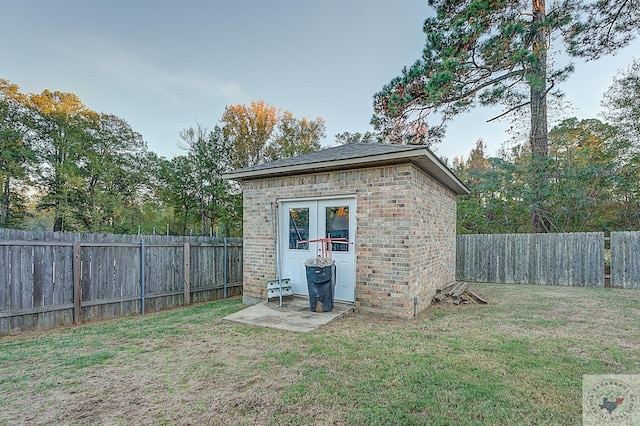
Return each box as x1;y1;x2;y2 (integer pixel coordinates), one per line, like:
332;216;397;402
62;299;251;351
611;231;640;289
0;229;243;336
456;231;640;288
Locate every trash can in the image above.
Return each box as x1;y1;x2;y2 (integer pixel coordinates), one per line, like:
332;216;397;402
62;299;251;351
304;257;335;312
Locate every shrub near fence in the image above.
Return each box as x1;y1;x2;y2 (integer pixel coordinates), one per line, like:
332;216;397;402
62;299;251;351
0;229;243;336
456;231;640;288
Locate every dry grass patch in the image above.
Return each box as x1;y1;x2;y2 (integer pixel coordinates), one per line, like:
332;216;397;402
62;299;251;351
1;284;639;425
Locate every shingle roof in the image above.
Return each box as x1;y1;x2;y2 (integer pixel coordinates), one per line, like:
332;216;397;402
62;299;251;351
223;143;469;195
230;143;424;174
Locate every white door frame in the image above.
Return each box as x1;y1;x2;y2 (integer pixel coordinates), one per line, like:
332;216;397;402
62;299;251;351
278;196;356;303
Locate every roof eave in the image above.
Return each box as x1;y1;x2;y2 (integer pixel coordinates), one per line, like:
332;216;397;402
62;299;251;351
223;148;470;195
415;148;471;195
223;150;415;180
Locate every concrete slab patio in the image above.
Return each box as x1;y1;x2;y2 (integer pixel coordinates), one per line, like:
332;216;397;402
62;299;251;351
223;297;354;332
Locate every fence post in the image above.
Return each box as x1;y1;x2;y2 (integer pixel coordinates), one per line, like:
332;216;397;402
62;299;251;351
223;237;228;299
73;242;81;325
140;239;145;316
184;242;190;305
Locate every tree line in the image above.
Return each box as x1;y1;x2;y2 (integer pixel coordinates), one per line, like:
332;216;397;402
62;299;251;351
0;86;325;236
2;0;639;236
2;55;638;236
373;0;638;232
453;60;640;233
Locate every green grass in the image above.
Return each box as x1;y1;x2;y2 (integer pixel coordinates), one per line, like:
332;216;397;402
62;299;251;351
1;285;639;425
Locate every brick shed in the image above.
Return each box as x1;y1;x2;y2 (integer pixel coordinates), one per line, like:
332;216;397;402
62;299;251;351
224;143;469;318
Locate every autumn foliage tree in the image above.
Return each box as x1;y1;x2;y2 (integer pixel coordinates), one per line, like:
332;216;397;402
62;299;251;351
222;100;278;169
222;100;325;169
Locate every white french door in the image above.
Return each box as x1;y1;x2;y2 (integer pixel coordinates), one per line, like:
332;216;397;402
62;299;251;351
279;198;356;302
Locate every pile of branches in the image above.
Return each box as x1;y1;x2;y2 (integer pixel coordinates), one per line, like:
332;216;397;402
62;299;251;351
432;282;487;305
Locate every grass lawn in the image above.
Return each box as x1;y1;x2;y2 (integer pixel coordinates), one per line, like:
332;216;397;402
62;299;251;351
1;283;639;425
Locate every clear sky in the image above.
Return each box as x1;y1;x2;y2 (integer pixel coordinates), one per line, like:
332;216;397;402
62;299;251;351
1;0;638;163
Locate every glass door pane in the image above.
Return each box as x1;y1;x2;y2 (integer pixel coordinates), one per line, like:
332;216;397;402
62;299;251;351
325;206;350;252
289;208;309;249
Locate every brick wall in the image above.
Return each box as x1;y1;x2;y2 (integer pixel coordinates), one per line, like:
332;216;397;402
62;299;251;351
241;163;458;318
407;167;457;317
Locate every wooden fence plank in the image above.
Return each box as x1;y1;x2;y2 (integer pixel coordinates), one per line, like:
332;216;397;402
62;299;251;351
73;242;81;325
50;235;60;328
184;243;190;305
146;244;157;312
0;304;75;318
228;240;243;289
106;239;116;320
20;245;34;332
126;242;141;316
9;244;21;333
115;239;125;317
32;246;44;310
190;245;201;303
150;244;162;312
170;244;179;309
456;232;605;287
61;246;75;325
42;245;54;330
1;231;243;334
96;243;106;321
611;231;640;289
83;236;95;321
0;244;9;335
